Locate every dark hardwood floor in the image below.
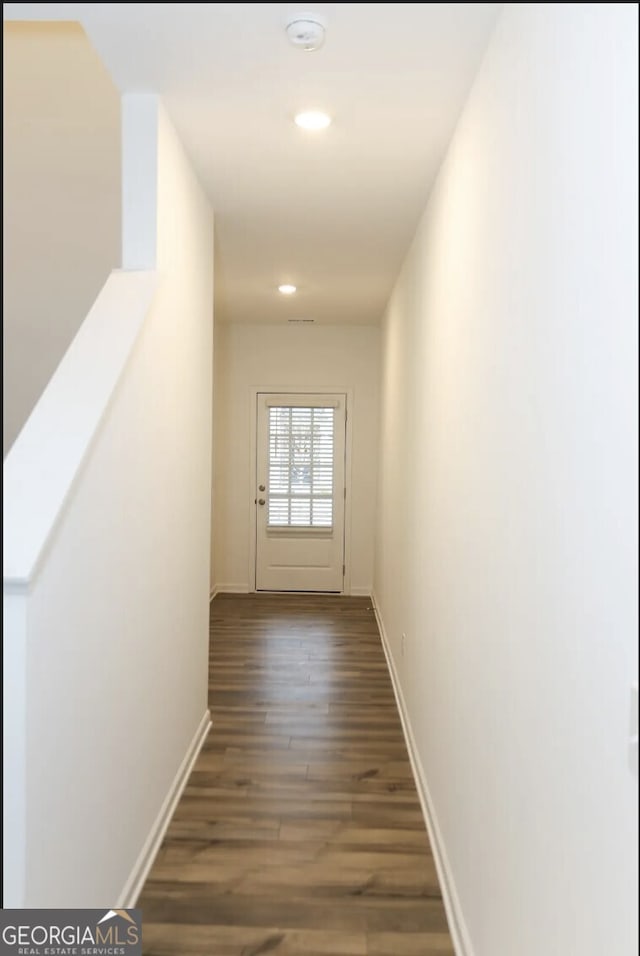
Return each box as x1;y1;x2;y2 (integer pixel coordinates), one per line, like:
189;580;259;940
139;593;454;955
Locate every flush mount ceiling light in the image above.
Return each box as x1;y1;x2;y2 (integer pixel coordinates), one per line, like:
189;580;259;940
285;12;327;52
294;110;331;131
278;284;297;294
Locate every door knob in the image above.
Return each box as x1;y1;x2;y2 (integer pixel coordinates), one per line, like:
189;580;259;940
258;498;266;506
259;484;265;492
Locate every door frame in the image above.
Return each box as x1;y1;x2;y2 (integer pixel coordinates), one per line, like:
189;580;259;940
248;386;354;594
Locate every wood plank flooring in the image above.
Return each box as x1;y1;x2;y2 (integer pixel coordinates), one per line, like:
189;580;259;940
139;593;453;956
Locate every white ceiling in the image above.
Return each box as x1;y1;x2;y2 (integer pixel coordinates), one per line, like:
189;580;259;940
4;3;500;324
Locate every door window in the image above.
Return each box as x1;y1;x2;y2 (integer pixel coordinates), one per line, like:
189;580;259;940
267;406;334;529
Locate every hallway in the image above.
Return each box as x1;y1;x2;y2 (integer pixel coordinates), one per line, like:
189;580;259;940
139;594;453;955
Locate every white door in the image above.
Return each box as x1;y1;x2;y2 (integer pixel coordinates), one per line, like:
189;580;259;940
255;393;346;592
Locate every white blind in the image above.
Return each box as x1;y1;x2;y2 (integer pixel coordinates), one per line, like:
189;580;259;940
264;394;340;408
268;406;334;528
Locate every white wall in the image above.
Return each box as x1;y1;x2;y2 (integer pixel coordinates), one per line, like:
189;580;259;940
214;322;379;595
374;5;638;956
3;22;121;457
3;96;214;906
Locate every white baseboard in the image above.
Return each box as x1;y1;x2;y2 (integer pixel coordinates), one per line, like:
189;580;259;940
371;592;474;956
213;585;371;598
117;709;211;908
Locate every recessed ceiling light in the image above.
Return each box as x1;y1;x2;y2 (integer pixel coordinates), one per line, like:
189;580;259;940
278;284;297;294
294;110;331;131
